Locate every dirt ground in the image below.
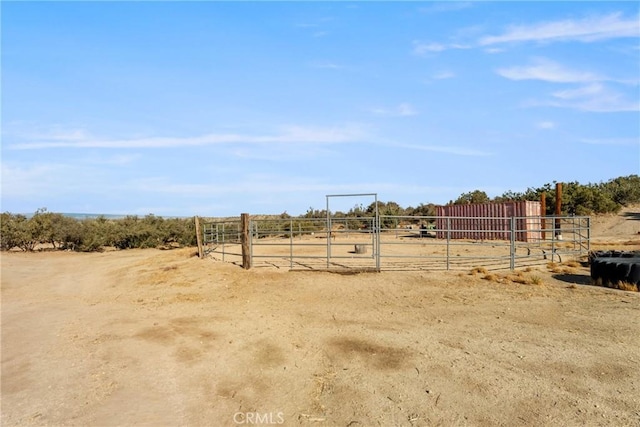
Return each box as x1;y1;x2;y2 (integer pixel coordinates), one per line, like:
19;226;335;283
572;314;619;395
1;207;639;426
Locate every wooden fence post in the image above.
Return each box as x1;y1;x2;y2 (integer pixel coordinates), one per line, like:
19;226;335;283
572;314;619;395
555;183;562;239
195;216;204;258
540;192;546;241
241;213;251;269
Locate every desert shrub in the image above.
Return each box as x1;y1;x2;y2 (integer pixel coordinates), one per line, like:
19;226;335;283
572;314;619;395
0;211;199;252
1;212;30;250
1;212;18;250
76;217;115;251
111;215;159;249
1;213;39;251
100;215;197;250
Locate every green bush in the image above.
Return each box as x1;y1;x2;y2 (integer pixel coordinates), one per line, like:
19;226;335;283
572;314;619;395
1;213;34;251
0;210;198;252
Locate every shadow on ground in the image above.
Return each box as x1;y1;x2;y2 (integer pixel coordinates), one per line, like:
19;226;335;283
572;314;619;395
553;273;592;285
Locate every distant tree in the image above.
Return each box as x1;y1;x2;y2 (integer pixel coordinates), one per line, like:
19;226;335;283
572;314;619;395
3;213;38;251
303;207;327;219
381;201;403;216
0;213;25;250
453;190;490;205
493;191;525;203
599;175;640;206
346;204;366;217
406;203;436;216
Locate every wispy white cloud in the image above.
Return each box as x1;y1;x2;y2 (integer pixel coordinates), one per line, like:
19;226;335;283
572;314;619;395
371;103;418;117
309;61;344;70
536;121;556;130
479;12;640;45
4;126;90;142
413;40;469;55
552;83;603;100
295;16;334;39
89;154;141;166
419;12;639;54
579;137;639;146
497;58;604;83
1;161;111;199
550;83;640;112
8;125;367;150
396;143;492;157
295;23;319;29
496;57;639;112
432;71;455;80
412;41;447;54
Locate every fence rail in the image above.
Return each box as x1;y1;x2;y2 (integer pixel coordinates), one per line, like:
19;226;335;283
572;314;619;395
202;215;590;271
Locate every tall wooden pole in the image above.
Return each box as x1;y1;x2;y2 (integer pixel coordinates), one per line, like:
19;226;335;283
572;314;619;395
241;213;251;269
555;183;562;239
540;192;546;240
195;216;204;258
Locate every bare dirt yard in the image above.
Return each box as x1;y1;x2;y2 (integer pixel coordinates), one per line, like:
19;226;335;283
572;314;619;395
2;207;639;426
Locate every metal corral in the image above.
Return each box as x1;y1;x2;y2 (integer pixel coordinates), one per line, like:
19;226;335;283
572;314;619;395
250;217;378;271
202;214;590;271
436;201;541;242
379;215;589;271
202;218;242;262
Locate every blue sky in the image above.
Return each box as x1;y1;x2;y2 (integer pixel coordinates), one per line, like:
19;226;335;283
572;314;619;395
2;2;639;216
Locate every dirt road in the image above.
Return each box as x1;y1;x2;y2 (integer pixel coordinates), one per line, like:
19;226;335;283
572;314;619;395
2;246;639;426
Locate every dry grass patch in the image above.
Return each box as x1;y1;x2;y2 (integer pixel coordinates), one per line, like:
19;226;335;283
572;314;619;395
616;281;639;292
508;275;529;284
478;269;543;286
563;260;581;268
470;266;488;276
546;262;565;274
593;278;639;292
530;275;543;286
482;273;500;283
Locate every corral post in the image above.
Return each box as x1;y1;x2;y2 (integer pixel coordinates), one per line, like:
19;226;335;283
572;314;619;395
241;213;251;270
195;216;204;258
326;196;331;269
540;192;546;241
510;216;516;270
555;183;562;239
446;217;451;271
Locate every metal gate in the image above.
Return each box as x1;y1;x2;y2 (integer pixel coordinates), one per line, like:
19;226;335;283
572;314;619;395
325;193;380;271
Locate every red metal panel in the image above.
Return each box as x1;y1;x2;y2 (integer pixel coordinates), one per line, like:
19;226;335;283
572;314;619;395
435;201;542;242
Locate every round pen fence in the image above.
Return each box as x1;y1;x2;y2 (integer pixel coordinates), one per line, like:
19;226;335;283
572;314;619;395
202;215;590;272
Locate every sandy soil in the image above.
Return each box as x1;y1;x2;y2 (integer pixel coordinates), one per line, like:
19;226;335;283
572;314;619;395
1;208;639;426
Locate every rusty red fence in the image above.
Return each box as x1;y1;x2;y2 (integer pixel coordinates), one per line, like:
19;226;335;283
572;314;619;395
436;201;541;242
